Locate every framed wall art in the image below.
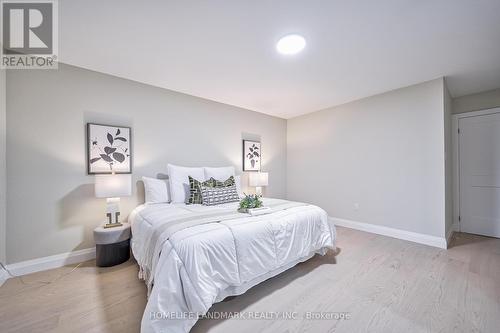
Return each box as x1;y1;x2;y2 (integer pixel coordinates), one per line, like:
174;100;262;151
87;123;132;174
243;140;261;171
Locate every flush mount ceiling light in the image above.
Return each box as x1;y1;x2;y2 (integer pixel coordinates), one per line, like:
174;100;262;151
276;34;306;55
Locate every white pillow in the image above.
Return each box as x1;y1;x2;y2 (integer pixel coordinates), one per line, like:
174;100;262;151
168;164;206;203
235;175;243;198
142;176;169;204
204;166;235;181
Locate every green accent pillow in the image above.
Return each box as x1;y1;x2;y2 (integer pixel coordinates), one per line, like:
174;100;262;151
188;176;216;204
214;175;235;187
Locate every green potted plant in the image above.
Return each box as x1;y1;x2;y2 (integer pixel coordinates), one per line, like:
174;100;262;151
238;193;263;213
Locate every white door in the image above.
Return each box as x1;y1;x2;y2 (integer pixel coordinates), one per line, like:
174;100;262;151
459;110;500;238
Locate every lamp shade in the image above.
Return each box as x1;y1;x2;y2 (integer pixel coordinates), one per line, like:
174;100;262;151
95;174;132;198
248;172;269;187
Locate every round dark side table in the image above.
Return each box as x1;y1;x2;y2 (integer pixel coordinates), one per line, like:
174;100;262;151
93;223;131;267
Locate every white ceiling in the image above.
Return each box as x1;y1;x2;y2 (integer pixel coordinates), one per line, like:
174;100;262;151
59;0;500;119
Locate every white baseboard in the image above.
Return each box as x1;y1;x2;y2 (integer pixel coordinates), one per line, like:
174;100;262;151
1;248;96;284
0;266;8;286
331;217;448;249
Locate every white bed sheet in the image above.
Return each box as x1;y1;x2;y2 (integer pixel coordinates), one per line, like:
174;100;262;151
130;198;336;333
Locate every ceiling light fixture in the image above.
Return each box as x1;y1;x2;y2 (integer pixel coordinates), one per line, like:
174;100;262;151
276;34;306;55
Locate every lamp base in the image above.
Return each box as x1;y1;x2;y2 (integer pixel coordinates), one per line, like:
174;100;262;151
105;197;122;226
255;186;263;196
104;222;123;229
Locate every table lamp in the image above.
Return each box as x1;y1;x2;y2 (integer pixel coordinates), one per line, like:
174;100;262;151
248;172;268;196
95;173;132;228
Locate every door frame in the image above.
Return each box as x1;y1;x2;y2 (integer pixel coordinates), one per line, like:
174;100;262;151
452;107;500;233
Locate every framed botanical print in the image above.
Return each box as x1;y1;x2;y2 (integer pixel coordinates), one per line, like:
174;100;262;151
87;123;132;174
243;140;261;171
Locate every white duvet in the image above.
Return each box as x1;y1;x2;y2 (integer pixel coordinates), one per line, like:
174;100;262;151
129;198;336;333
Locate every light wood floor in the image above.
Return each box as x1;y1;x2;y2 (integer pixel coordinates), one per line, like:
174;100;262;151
1;227;499;333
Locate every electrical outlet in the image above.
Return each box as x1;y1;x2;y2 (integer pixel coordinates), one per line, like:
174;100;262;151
354;203;360;211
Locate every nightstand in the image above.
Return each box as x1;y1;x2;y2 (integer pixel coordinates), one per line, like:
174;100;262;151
93;222;131;267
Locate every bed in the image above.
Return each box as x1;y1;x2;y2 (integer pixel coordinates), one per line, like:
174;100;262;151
129;197;336;333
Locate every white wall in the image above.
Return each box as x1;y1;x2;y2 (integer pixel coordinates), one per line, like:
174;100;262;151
287;79;447;238
6;62;482;265
6;64;287;264
0;68;6;263
453;88;500;114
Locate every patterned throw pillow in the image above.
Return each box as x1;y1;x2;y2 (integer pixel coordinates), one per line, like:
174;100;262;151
188;176;216;204
214;175;235;187
200;184;240;206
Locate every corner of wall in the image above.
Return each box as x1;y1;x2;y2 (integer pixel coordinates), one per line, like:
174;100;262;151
452;88;500;114
443;78;453;237
0;67;6;264
283;119;288;199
